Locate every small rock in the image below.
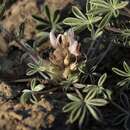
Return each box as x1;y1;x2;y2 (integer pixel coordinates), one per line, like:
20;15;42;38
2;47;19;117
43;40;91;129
0;82;14;98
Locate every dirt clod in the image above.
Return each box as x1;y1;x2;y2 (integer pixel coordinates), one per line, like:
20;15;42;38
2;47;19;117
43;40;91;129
0;99;55;130
2;0;41;40
0;82;14;98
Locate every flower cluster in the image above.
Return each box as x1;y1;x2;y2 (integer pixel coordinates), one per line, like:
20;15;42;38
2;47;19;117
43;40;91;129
49;29;80;65
49;29;81;78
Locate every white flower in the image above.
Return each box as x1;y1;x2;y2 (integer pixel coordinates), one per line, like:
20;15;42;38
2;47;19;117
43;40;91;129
50;30;63;48
68;40;80;56
50;29;80;57
67;29;75;44
50;30;57;48
67;29;80;56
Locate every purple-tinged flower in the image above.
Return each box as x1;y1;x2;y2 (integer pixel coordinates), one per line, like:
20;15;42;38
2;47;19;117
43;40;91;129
67;29;80;56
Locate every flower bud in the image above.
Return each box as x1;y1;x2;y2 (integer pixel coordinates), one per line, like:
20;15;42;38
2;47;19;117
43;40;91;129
70;63;77;71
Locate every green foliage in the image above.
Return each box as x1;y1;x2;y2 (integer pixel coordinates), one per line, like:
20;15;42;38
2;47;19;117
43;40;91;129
63;0;128;31
63;5;102;32
121;29;130;46
0;1;5;18
83;73;112;99
32;4;63;39
27;59;44;76
112;92;130;130
27;60;63;80
63;73;110;126
61;74;79;90
112;61;130;88
63;90;108;126
13;0;130;129
21;79;45;103
88;0;128;29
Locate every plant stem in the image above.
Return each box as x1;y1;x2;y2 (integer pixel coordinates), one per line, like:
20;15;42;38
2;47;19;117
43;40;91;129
95;42;113;68
87;39;96;57
0;24;49;79
111;100;128;114
35;87;60;95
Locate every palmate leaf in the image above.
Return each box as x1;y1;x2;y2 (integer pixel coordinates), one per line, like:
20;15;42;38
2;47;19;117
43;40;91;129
31;79;36;90
87;15;102;26
21;79;45;104
112;62;130;88
98;12;112;29
120;92;130;110
36;24;50;31
123;61;130;73
66;93;81;102
83;84;99;94
74;83;86;89
121;29;130;37
53;10;60;23
112;92;130;130
63;95;86;125
117;78;130;87
44;5;51;22
84;84;111;100
87;8;109;15
112;68;129;77
79;105;87;126
87;105;102;121
63;5;101;32
22;89;32;93
87;14;102;32
32;84;45;92
112;113;126;126
63;91;108;126
98;73;107;86
26;69;38;76
32;15;48;24
88;0;128;30
44;4;60;25
63;99;85;124
85;88;97;100
83;73;110;99
27;63;37;69
115;1;128;10
33;4;62;35
94;29;103;39
90;0;128;13
20;92;32;104
84;87;108;105
63;17;86;26
89;0;109;8
69;104;82;123
112;61;130;77
72;6;87;20
30;78;45;92
63;102;81;112
86;98;108;106
84;89;108;118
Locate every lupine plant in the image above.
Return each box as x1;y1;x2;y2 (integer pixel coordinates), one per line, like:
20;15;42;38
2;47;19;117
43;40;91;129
112;61;130;88
2;0;129;130
32;4;63;39
21;79;45;103
63;73;111;126
112;92;130;130
63;90;108;126
63;0;128;31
